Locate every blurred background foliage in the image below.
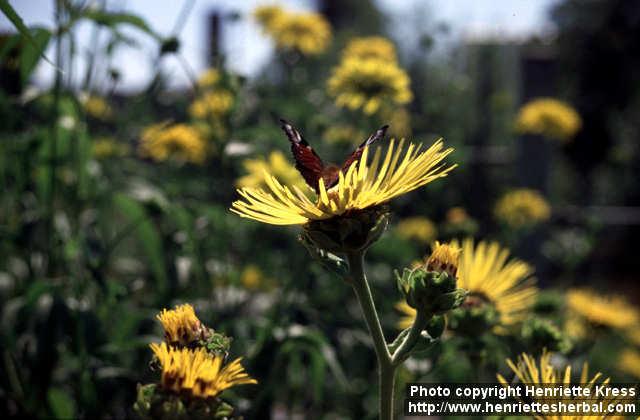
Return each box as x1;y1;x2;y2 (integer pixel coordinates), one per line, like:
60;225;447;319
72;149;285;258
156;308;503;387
1;0;640;418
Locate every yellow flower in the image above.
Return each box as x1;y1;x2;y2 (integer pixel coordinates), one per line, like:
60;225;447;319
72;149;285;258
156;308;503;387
618;348;640;379
197;68;221;88
150;342;256;399
240;265;262;290
425;241;461;277
92;137;130;159
139;123;208;164
446;207;469;224
383;107;412;139
626;328;640;347
498;350;623;420
342;36;397;61
82;94;112;120
156;304;206;346
189;90;234;120
322;124;365;145
563;314;589;341
494;188;551;228
231;139;455;225
395;217;437;244
236;150;307;192
328;57;413;115
566;288;639;330
255;6;331;56
515;98;582;142
454;238;537;326
396;300;417;330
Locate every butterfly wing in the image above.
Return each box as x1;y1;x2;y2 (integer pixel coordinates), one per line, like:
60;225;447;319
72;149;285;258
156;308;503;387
340;125;389;173
280;119;324;192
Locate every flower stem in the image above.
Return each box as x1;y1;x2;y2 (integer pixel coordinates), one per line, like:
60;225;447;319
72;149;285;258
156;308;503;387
391;310;428;366
346;252;394;420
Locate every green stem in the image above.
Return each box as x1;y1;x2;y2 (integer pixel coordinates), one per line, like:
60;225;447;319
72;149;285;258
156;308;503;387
391;310;428;366
346;252;394;420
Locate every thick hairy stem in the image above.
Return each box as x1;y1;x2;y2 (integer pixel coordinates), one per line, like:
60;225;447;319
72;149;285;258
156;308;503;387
346;252;394;420
391;310;428;366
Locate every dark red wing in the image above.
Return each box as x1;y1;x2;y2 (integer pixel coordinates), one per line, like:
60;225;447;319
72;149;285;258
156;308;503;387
280;119;325;192
340;125;389;172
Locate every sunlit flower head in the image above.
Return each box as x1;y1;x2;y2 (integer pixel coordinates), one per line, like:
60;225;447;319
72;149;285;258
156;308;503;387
139;123;208;164
236;150;307;193
92;137;130;159
342;36;397;61
189;90;234;120
328;57;412;115
395;217;437;244
231;139;455;225
566;288;639;330
196;68;221;88
618;348;640;379
150;342;256;399
255;6;331;56
156;304;207;346
455;238;537;326
81;94;112;120
494;188;551;228
498;351;624;420
515;98;582;142
426;241;461;277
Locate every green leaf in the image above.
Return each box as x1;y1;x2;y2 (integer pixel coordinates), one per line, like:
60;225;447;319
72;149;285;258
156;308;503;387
20;27;51;84
47;387;76;419
83;10;162;40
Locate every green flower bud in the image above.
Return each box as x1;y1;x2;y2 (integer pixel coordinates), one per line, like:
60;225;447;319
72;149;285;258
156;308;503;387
448;298;499;336
521;317;572;354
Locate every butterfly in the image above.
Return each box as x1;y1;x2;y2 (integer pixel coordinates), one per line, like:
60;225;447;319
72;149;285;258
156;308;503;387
280;119;388;193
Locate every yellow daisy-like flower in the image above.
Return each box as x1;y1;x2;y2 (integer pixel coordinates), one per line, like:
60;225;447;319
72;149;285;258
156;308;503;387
494;188;551;228
566;288;639;330
231;139;455;225
189;90;234;120
455;238;537;326
197;68;221;88
255;6;331;56
139;123;208;164
515;97;582;142
150;342;257;399
426;241;461;277
342;36;397;61
236;150;307;192
322;124;365;145
156;304;207;346
92;137;130;159
396;300;417;330
618;348;640;379
498;351;624;420
82;94;112;120
395;217;437;244
328;57;413;115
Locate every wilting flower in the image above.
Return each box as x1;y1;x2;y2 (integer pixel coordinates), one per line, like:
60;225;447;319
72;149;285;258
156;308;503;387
566;288;639;330
236;150;307;192
515;98;582;142
189;90;234;120
395;217;437;244
197;68;221;88
617;348;640;379
92;137;130;159
342;36;397;61
150;342;256;399
494;188;551;228
255;6;331;56
156;304;208;346
231;139;455;225
328;57;412;115
81;94;112;120
498;351;624;420
139;123;208;164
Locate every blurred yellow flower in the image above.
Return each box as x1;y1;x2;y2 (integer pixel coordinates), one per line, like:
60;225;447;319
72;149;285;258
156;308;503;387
498;350;623;420
515;98;582;142
236;150;307;192
563;314;589;341
618;348;640;379
92;137;130;159
626;328;640;346
328;57;412;115
255;6;331;56
494;188;551;228
566;288;639;330
454;238;537;327
197;68;221;88
139;123;208;164
395;217;437;244
342;36;397;61
82;94;112;120
446;206;470;224
189;90;234;120
240;265;263;290
156;304;206;346
384;107;412;139
322;124;364;145
396;301;417;330
231;139;455;225
150;342;256;399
